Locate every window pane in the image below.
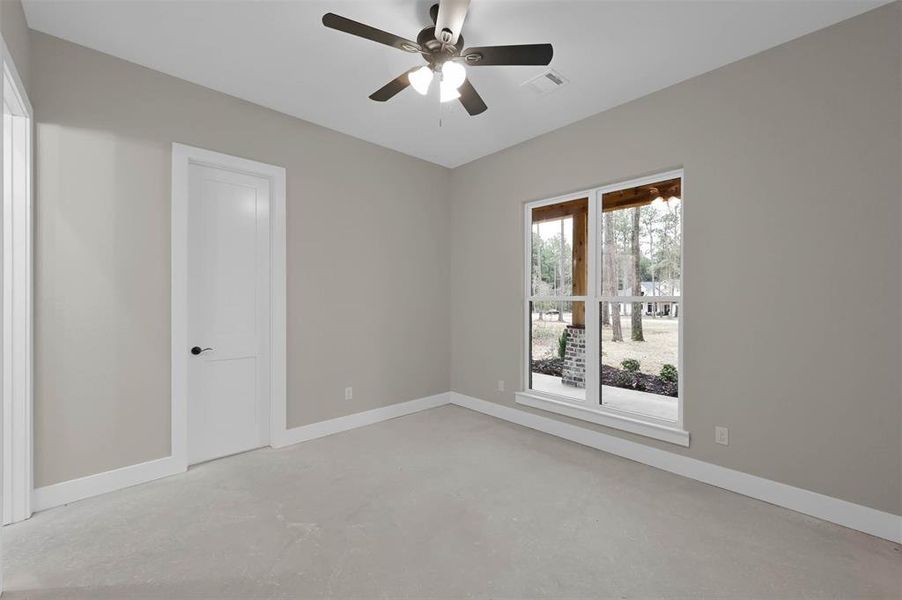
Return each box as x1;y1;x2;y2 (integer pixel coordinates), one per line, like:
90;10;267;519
601;179;681;298
600;301;678;421
530;198;588;296
530;300;585;401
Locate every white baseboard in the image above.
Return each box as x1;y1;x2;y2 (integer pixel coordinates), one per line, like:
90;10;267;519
32;455;186;513
29;391;901;545
30;393;451;515
450;392;902;544
273;392;451;448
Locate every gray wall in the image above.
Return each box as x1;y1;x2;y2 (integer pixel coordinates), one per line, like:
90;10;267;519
449;3;902;515
26;2;902;516
31;32;450;487
1;0;30;92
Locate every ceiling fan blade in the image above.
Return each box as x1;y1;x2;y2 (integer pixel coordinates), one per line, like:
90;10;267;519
434;0;470;46
458;79;487;116
369;69;415;102
322;13;421;53
462;44;553;66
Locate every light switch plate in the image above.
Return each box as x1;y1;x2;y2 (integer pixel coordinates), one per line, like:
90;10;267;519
715;426;729;446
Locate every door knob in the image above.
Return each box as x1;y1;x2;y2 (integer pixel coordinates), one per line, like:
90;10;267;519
191;346;213;355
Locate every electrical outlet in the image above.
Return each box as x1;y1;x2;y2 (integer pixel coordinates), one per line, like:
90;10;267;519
344;386;353;401
497;380;505;392
715;426;729;446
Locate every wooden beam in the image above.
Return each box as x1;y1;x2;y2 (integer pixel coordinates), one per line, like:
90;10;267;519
531;197;590;325
602;178;681;212
531;198;588;223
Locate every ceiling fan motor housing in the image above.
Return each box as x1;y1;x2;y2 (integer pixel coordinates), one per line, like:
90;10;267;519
417;27;464;65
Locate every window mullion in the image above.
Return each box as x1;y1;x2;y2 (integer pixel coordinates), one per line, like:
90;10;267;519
528;296;587;302
586;192;599;407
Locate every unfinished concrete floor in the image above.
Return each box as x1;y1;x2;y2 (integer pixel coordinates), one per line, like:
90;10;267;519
4;405;901;599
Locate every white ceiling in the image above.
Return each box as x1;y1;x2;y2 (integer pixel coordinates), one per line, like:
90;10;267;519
23;0;888;167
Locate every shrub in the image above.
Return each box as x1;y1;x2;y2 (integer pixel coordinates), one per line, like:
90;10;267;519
617;367;645;391
557;329;569;359
620;358;640;373
660;364;678;383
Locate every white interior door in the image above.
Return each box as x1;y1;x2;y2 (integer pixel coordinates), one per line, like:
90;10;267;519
187;164;270;465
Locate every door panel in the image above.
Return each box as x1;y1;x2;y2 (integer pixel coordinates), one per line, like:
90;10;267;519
187;164;270;465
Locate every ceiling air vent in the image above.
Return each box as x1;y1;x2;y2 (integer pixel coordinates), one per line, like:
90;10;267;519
522;69;568;95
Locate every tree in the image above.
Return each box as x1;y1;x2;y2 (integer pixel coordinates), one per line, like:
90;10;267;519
531;229;545;320
603;211;622;342
558;218;565;321
531;221;576;320
630;207;644;341
641;207;659;303
656;203;681;293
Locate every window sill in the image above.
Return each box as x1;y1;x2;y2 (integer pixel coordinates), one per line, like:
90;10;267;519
515;391;690;447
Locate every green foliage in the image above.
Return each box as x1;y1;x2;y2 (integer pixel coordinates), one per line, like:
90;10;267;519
620;358;640;373
557;329;569;359
638;256;653;282
531;228;573;295
616;371;634;387
617;365;645;391
659;364;678;383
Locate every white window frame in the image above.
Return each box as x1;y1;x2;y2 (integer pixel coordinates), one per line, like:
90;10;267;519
517;170;689;447
1;34;34;524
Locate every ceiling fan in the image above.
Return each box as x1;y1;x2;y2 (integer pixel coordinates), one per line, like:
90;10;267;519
322;0;553;116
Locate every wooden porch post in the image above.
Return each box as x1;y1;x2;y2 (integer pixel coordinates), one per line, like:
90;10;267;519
572;206;588;326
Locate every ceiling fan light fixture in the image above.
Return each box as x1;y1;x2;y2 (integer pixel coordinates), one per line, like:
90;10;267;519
439;80;461;102
441;60;467;89
409;66;434;95
322;2;554;116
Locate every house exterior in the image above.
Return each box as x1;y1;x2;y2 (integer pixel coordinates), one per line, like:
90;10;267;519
613;281;680;317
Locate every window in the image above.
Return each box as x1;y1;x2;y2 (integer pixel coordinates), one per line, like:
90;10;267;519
519;171;688;446
527;197;587;402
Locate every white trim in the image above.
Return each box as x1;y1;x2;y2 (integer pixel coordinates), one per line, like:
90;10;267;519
32;393;451;512
515;391;689;446
451;392;902;543
171;143;287;469
1;32;34;525
32;456;184;513
0;36;32;116
586;192;599;407
273;393;450;448
26;391;902;545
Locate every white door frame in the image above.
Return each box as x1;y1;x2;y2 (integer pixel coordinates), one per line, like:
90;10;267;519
171;143;287;470
1;33;34;526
